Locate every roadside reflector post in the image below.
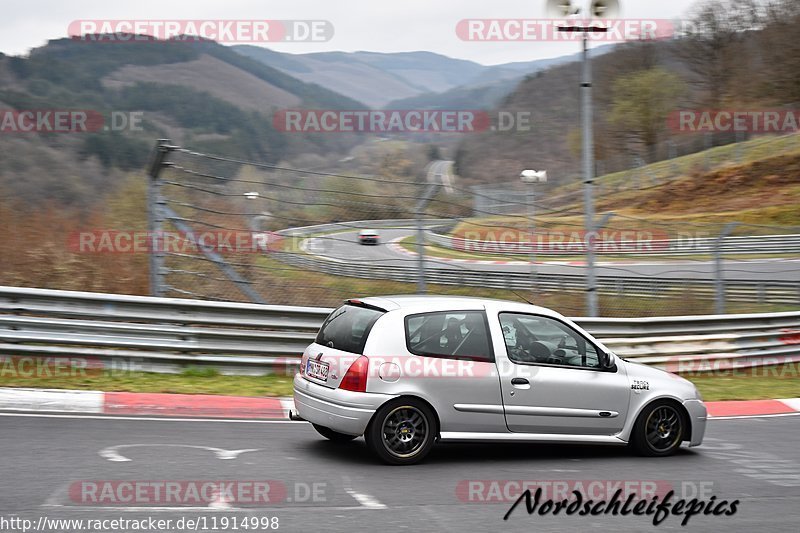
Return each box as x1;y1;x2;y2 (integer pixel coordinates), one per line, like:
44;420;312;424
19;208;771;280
714;222;740;315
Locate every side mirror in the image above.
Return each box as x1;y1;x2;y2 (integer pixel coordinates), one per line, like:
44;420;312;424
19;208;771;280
600;351;614;370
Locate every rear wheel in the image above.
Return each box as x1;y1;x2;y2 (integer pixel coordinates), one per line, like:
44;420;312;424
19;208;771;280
365;399;437;465
312;424;358;442
630;401;685;456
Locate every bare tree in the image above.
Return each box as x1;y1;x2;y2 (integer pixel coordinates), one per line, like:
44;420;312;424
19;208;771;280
609;68;686;163
676;0;763;107
758;0;800;102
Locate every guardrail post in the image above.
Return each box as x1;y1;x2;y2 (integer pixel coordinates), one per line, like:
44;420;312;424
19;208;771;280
714;222;740;314
415;183;441;294
146;139;174;297
585;212;614;316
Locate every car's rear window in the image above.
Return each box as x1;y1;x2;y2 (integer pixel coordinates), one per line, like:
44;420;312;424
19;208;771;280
405;310;494;362
315;304;384;354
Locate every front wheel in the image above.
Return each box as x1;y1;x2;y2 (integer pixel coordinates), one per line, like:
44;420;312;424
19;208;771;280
630;401;685;457
312;424;358;442
365;399;438;465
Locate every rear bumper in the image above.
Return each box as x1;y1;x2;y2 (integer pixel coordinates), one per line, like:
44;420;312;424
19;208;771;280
683;399;707;447
293;373;392;436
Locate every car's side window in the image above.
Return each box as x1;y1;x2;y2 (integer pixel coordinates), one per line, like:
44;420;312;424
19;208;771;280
499;312;600;369
405;311;493;362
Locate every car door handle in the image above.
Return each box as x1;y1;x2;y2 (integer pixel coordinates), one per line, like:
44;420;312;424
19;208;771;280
511;378;529;386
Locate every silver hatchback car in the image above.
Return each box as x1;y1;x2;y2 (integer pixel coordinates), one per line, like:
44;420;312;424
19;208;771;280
292;296;706;465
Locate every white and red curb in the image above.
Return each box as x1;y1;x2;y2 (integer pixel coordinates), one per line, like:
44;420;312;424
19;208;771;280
705;398;800;418
0;388;294;419
0;387;798;420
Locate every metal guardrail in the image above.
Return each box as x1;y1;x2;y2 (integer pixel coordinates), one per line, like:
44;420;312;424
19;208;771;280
425;229;800;257
0;286;797;376
579;312;800;372
0;286;328;375
275;218;800;256
273;252;800;305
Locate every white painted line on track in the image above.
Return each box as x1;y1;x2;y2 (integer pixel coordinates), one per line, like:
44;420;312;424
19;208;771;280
343;489;387;510
99;444;261;462
0;412;307;424
3;410;798;424
342;476;387;510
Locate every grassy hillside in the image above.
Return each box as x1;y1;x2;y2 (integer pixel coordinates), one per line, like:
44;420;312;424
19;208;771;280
454;142;800;239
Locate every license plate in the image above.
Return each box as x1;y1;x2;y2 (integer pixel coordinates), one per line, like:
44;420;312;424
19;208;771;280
306;359;329;381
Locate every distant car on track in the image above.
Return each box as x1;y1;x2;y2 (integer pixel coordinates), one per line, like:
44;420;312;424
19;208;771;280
292;296;707;465
357;229;379;245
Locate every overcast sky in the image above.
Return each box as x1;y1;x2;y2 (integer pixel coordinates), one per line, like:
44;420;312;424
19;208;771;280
4;0;701;65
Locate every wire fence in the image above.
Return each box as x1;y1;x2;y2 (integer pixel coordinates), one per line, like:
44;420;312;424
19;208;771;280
147;139;800;318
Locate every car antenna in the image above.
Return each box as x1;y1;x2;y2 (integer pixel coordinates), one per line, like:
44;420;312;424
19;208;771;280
510;290;535;306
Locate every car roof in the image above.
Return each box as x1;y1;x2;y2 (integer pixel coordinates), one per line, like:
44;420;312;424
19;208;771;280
356;294;562;317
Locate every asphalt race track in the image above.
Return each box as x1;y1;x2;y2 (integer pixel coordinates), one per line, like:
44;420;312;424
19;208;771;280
303;229;800;282
1;412;798;532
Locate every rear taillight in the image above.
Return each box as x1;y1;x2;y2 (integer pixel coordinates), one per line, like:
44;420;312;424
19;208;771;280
339;355;369;392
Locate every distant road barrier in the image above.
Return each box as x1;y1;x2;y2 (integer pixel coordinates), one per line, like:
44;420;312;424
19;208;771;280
0;286;797;376
425;229;800;257
273;219;799;305
273;251;799;305
276;218;800;256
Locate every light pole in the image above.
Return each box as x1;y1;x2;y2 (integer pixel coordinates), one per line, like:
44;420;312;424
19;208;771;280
520;169;548;296
548;0;620;316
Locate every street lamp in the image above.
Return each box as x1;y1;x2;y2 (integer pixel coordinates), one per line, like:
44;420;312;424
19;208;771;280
520;170;547;296
545;0;620;317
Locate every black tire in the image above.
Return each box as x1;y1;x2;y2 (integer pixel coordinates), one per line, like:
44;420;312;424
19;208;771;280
312;423;358;442
630;401;685;457
364;398;438;465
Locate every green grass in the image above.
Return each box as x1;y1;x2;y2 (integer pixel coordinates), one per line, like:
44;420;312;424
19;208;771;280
0;362;796;402
0;366;295;397
683;363;800;401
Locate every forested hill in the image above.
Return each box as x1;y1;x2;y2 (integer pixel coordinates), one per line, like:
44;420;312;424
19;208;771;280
0;37;367;204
